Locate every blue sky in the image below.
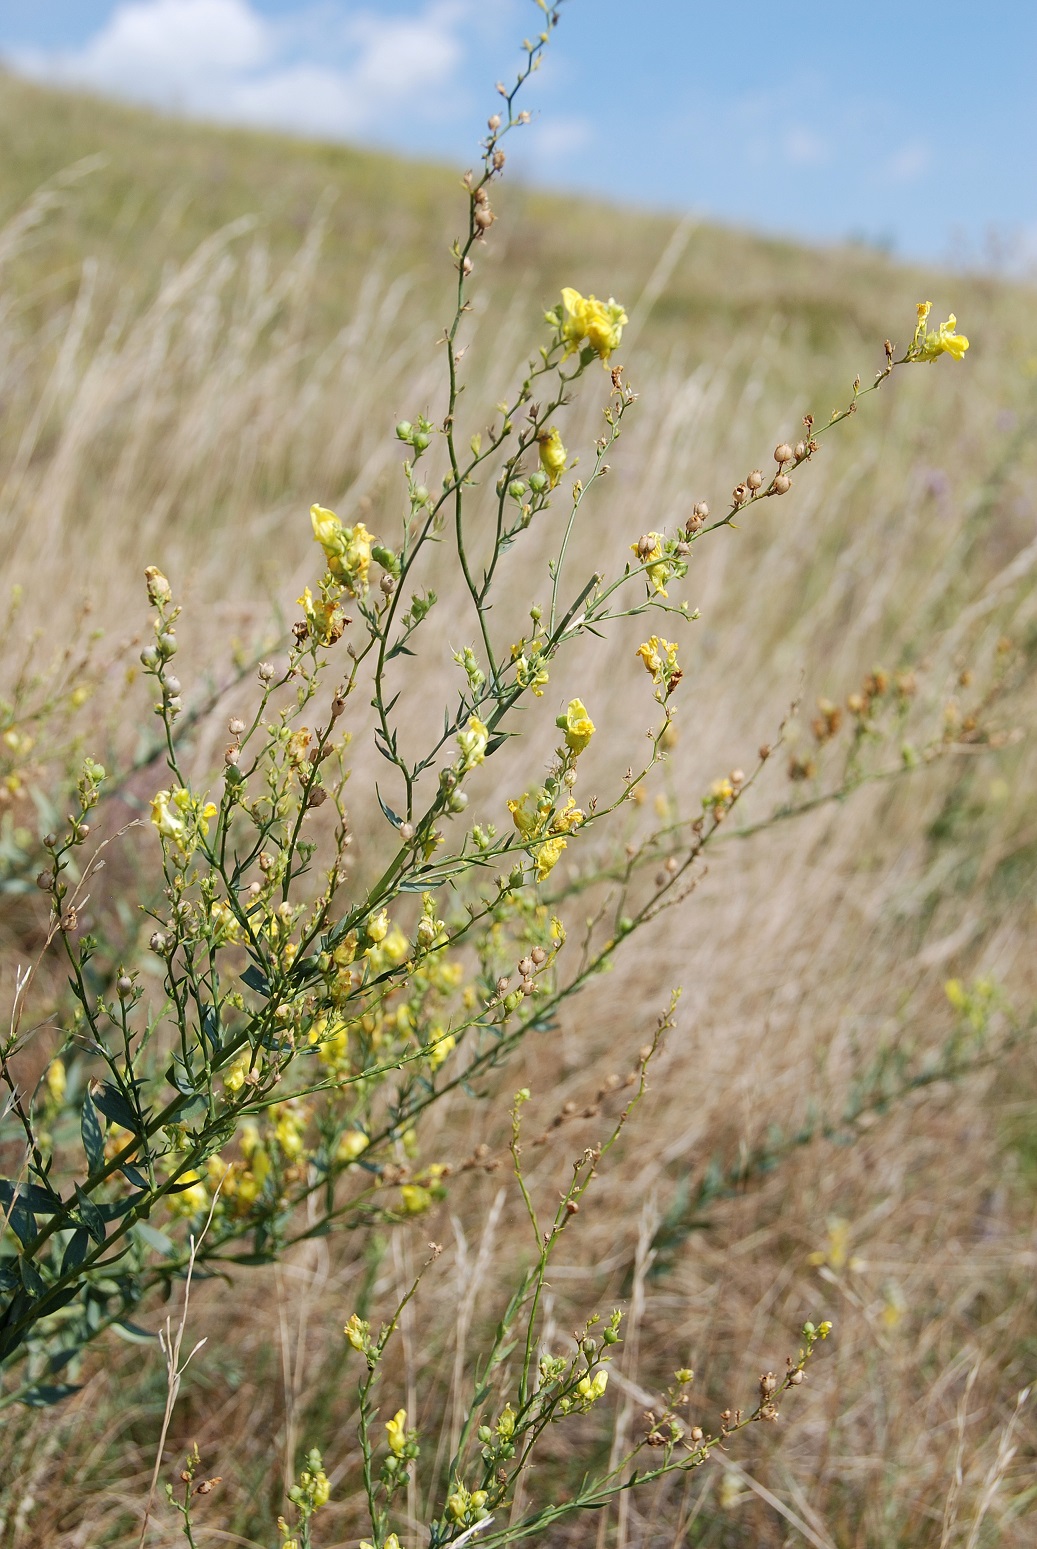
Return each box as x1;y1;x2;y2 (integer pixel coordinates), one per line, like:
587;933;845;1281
2;0;1034;267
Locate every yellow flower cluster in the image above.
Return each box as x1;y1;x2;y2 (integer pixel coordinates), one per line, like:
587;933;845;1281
297;585;347;645
556;286;628;362
507;787;585;881
150;786;218;858
636;636;683;700
908;301;969;363
630;532;673;596
310;503;376;595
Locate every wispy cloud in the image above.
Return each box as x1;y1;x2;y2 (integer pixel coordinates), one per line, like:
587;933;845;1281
881;140;931;184
5;0;472;139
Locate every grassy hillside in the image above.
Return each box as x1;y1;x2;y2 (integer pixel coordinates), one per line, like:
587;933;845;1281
1;70;1037;1549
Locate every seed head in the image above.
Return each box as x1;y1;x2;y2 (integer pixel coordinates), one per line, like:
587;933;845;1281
772;473;791;494
774;443;793;465
746;469;764;490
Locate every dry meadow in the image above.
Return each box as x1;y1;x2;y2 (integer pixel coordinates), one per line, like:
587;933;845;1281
1;70;1036;1549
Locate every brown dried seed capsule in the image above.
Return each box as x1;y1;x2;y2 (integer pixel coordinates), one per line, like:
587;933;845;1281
760;1371;777;1397
530;945;547;965
788;1368;804;1384
474;184;490;205
228;717;245;735
732;483;749;505
636;533;656;559
492;150;505;170
772;473;791;494
474;206;496;230
794;440;807;459
746;469;764;490
565;1199;579;1214
693;501;709;519
774;443;793;464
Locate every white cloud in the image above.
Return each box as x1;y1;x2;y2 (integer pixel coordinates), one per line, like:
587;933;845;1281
6;0;471;138
882;140;931;184
782;127;830;168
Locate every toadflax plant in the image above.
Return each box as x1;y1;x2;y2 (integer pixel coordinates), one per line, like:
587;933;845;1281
0;1;981;1541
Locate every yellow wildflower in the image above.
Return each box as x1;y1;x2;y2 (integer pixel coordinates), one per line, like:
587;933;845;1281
167;1170;208;1217
537;427;567;489
558;697;595;754
457;714;489;770
577;1368;609;1401
508;791;544;838
344;1312;370;1351
558;286;628;362
514;651;550;696
550;797;584;834
366;908;389;944
336;1129;369;1163
630;532;670;595
310;504;376;594
908;301;969;363
150;786;217;857
224;1054;249;1093
534;835;567;880
385;1409;408;1456
426;1025;456;1070
400;1183;433;1214
45;1057;66;1103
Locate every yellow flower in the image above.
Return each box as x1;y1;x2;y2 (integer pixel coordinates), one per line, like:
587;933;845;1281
167;1170;209;1217
385;1408;408;1455
577;1368;609;1401
400;1183;433;1214
558;697;595;754
150;786;217;857
558;287;628;362
223;1054;249;1093
908;301;969;362
550;797;584;834
45;1057;66;1103
537;427;567;489
534;835;567;880
457;715;489;770
150;788;188;846
366;908;389;944
337;1130;370;1163
310;505;376;594
508;791;544;838
344;1312;370;1351
426;1025;456;1070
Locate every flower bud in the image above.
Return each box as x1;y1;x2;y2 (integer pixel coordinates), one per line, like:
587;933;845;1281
144;565;172;604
